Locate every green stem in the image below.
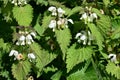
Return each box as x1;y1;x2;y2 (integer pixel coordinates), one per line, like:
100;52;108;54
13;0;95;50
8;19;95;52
91;56;103;80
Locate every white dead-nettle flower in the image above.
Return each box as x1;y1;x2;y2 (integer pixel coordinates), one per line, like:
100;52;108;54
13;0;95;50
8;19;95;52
26;34;34;45
9;50;23;60
108;54;117;62
48;7;65;17
49;20;57;31
75;31;87;45
57;8;65;17
16;35;26;45
9;50;18;57
57;18;74;28
28;53;36;62
75;31;93;45
16;31;36;45
80;12;97;24
11;0;27;6
28;53;36;59
48;6;57;16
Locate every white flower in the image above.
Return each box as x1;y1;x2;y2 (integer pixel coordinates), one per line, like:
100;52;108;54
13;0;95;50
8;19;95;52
9;50;23;60
16;35;26;45
9;50;18;56
108;54;117;62
19;35;26;41
57;8;65;17
75;31;87;45
48;6;57;16
80;13;88;20
28;53;36;59
26;34;34;44
49;20;56;31
91;13;97;19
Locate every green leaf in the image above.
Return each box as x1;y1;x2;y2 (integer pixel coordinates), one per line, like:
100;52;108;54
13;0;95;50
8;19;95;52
103;0;110;7
68;6;82;17
92;8;111;37
106;62;120;79
55;28;71;60
12;61;31;80
41;15;52;32
12;4;33;26
88;23;104;50
51;70;63;80
43;66;58;73
66;44;94;73
30;42;57;77
111;28;120;39
34;15;44;36
67;66;98;80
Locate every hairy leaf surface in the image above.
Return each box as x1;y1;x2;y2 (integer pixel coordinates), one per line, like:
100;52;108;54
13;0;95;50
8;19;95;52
66;44;93;72
12;61;31;80
88;23;104;50
106;62;120;79
12;4;33;26
55;28;71;60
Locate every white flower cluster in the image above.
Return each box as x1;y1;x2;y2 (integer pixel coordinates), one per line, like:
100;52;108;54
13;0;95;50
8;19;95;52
16;31;36;45
75;31;93;45
80;7;97;24
48;6;73;31
11;0;27;6
9;50;36;61
108;54;117;62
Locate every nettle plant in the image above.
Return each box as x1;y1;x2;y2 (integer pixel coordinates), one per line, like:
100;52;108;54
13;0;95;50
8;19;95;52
0;0;120;80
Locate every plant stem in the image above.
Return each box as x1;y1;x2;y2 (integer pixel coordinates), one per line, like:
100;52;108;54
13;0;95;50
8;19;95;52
91;56;103;80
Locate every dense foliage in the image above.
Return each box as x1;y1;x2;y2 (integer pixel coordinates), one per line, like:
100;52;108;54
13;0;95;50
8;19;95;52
0;0;120;80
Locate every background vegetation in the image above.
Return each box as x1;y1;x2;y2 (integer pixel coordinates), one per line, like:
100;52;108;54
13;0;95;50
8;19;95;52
0;0;120;80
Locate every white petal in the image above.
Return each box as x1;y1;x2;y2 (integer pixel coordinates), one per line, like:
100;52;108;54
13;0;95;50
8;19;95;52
18;1;22;5
75;33;82;39
67;19;74;24
83;40;87;45
80;35;86;40
81;13;87;19
57;8;65;14
24;1;27;4
28;53;36;59
26;34;33;40
30;32;36;37
9;50;18;56
19;35;25;41
48;6;56;12
27;41;32;44
16;42;20;45
21;41;25;45
92;13;97;19
15;3;18;6
108;54;116;62
49;20;56;28
57;20;62;25
11;0;15;3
